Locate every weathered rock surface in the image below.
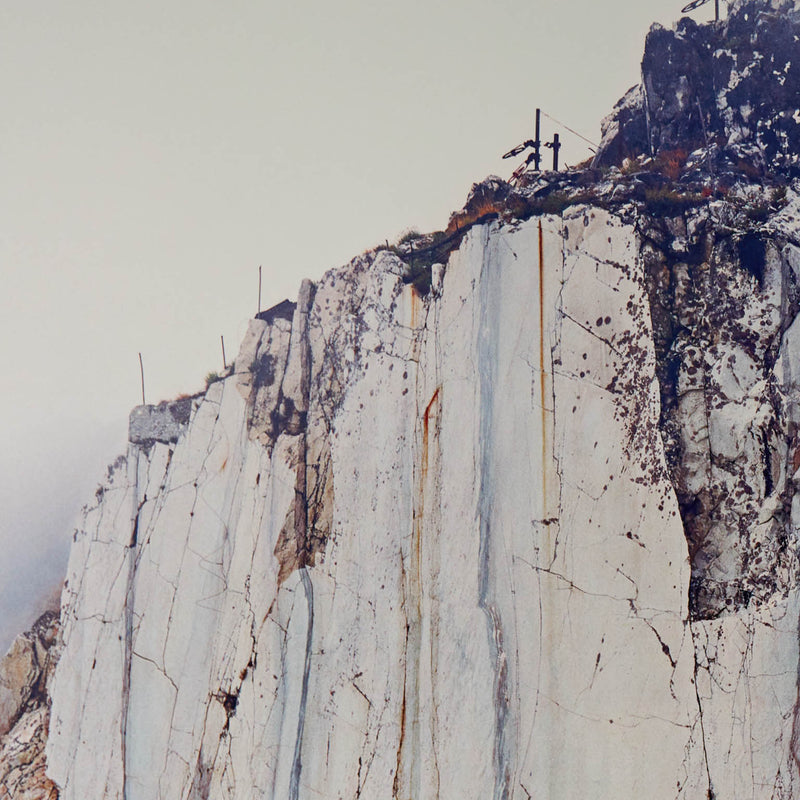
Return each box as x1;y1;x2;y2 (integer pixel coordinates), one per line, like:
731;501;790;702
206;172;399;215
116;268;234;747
129;398;195;449
35;176;800;798
594;0;800;176
0;2;796;797
0;613;60;800
0;637;38;740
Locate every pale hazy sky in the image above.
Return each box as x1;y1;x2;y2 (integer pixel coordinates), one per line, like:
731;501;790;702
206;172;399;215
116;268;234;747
0;0;717;651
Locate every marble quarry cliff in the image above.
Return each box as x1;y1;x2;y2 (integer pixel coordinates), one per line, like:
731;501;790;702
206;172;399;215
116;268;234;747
5;0;800;797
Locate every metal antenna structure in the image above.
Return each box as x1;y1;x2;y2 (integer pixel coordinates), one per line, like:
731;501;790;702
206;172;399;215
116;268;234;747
544;133;561;171
503;108;542;183
681;0;720;21
502;108;569;183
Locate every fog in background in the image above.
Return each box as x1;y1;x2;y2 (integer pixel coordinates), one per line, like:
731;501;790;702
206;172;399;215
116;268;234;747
0;0;717;655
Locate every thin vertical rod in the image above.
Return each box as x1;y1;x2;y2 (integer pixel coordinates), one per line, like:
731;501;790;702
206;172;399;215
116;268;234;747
221;335;227;369
534;108;541;171
258;265;262;315
138;352;146;405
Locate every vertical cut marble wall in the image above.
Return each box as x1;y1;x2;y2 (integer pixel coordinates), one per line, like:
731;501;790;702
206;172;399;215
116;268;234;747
46;207;800;799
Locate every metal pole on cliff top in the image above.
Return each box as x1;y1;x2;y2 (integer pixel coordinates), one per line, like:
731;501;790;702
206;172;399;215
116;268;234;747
139;352;146;405
680;0;720;21
221;335;227;369
258;265;262;315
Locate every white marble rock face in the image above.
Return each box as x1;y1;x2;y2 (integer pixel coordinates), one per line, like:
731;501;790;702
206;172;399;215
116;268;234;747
43;205;800;799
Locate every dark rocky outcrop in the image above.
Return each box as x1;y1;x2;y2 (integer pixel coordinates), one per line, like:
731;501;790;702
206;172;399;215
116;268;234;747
594;0;800;176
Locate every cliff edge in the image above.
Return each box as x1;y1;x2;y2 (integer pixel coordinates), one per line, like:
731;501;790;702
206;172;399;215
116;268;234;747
3;1;800;798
